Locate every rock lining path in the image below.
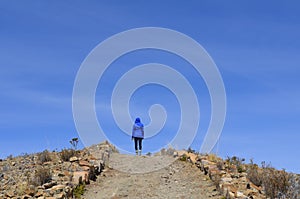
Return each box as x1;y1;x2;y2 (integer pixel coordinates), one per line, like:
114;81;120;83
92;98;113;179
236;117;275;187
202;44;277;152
83;153;221;199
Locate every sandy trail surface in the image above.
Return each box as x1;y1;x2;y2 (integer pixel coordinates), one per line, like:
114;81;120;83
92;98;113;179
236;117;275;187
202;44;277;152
83;153;221;199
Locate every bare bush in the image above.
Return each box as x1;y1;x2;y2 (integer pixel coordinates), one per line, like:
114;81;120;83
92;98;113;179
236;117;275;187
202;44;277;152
60;149;77;162
31;167;52;186
261;162;290;199
246;159;262;186
38;150;51;164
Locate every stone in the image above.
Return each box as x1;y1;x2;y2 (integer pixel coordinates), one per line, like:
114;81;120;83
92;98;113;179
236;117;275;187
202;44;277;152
63;171;71;177
200;159;211;166
35;189;44;197
43;161;52;166
221;177;233;183
239;176;248;183
49;184;66;192
220;170;227;175
69;156;78;162
236;191;246;197
173;151;178;157
250;182;262;191
228;191;235;198
54;193;64;199
176;150;186;157
81;166;90;171
79;160;90;167
5;191;14;198
25;187;35;196
43;181;57;189
222;183;238;195
208;168;219;177
187;152;198;163
22;194;33;199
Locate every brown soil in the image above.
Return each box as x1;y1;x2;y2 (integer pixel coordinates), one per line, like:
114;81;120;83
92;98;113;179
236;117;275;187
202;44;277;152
83;153;222;199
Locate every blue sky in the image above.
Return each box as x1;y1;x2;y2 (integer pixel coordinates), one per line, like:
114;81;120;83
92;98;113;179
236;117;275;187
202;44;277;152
1;1;300;173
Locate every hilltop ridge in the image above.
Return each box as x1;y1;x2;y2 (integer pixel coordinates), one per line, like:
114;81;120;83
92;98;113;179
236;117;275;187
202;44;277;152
0;141;299;199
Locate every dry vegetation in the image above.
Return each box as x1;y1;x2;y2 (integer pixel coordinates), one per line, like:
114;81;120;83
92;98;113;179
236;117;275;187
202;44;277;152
37;150;52;164
246;160;298;198
32;166;52;186
60;148;77;162
0;138;114;199
195;151;300;199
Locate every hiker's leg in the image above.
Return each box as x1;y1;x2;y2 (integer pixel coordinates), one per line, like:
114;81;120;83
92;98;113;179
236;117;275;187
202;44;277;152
134;137;138;151
138;138;142;155
138;138;142;150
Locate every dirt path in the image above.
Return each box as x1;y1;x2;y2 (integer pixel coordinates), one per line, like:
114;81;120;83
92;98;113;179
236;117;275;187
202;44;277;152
83;153;221;199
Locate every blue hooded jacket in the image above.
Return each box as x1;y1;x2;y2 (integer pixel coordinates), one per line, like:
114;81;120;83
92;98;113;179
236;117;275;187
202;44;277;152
132;118;144;138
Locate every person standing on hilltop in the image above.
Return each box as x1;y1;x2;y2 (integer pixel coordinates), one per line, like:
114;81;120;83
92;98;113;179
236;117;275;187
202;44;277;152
132;117;144;155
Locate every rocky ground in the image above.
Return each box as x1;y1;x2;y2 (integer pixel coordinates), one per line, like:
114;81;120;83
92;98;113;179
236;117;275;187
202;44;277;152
0;141;116;199
0;141;299;199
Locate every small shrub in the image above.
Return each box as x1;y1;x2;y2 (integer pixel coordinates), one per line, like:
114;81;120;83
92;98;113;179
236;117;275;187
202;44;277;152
146;152;152;156
16;183;28;196
38;150;51;164
187;147;195;153
179;154;188;161
237;165;245;173
226;156;245;173
73;184;85;198
31;167;52;186
2;164;10;172
21;152;30;158
60;149;76;161
7;154;13;160
246;159;262;186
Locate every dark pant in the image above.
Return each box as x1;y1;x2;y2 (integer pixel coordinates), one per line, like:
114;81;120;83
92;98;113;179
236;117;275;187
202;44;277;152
133;137;143;150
